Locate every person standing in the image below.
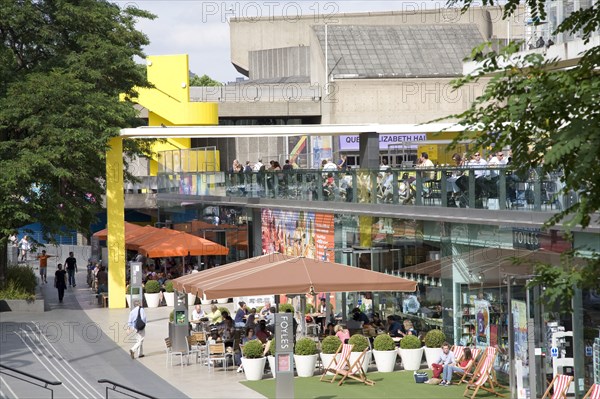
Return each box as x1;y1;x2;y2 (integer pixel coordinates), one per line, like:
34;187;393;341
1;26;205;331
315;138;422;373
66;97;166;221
54;264;67;303
127;300;146;359
36;250;54;284
64;252;78;287
18;235;31;262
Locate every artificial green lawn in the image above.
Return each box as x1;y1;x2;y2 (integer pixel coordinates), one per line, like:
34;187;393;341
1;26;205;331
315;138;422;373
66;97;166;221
241;370;509;399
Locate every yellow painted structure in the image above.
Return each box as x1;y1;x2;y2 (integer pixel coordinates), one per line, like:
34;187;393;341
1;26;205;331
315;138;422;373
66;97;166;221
106;54;219;308
106;137;126;308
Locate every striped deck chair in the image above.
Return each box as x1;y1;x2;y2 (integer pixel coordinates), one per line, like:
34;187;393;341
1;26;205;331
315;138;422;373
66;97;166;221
541;374;573;399
335;348;375;386
463;347;504;399
453;346;465;362
320;343;353;383
583;384;600;399
457;347;482;384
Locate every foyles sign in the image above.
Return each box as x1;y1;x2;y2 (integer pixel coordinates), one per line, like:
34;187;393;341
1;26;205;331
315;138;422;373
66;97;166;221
512;228;541;250
339;134;426;151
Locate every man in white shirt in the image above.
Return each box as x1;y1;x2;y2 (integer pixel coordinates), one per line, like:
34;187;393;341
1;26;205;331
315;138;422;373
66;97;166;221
127;300;147;359
468;152;488;178
322;159;337;172
253;158;264;172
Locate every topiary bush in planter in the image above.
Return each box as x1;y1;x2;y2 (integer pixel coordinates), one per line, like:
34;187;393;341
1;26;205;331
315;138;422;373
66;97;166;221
373;334;395;351
126;286;140;294
144;280;161;293
305;303;315;313
348;334;369;352
243;339;265;359
164;280;174;293
321;336;342;354
400;334;422;349
295;337;317;356
424;329;446;348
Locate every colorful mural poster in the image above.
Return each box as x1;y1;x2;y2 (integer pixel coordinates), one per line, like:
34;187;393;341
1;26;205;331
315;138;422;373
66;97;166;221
512;299;529;398
261;209;334;261
288;136;308;168
311;136;333;168
474;298;490;345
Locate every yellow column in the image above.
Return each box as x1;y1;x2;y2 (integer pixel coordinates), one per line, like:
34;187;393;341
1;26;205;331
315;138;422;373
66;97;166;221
359;216;373;248
106;137;126;308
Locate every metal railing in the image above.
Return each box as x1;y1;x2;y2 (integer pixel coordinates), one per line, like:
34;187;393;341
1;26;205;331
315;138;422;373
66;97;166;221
157;166;577;213
97;379;157;399
0;364;62;399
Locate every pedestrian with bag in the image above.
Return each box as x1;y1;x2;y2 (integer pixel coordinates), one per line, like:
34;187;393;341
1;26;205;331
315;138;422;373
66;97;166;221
54;264;67;303
127;299;146;359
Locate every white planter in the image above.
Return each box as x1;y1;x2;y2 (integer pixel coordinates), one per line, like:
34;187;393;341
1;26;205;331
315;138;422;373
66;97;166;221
349;350;372;374
424;347;442;369
164;292;175;307
320;353;338;375
399;347;424;371
187;293;196;306
267;355;277;378
145;292;160;308
242;357;266;381
372;349;397;372
294;354;318;377
217;298;229;304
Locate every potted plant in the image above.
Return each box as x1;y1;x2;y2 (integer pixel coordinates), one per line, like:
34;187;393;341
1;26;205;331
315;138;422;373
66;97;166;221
423;329;446;368
278;303;294;313
125;286;140;307
267;338;277;378
294;337;318;377
320;335;342;375
372;334;397;372
144;280;161;308
163;280;175;307
348;333;371;374
398;334;423;371
241;339;266;381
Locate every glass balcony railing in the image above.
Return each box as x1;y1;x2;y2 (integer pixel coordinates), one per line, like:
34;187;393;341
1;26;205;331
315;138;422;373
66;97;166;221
157;167;578;212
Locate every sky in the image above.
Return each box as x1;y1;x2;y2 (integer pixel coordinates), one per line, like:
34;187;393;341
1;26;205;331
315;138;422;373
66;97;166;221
115;1;449;83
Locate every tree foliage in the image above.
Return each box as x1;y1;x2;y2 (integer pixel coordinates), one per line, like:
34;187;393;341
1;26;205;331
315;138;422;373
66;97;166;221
190;73;222;87
0;0;156;287
443;0;600;309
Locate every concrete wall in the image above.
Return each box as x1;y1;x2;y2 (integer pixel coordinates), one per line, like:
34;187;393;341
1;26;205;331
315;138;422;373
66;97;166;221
231;7;497;74
322;78;487;124
249;46;311;80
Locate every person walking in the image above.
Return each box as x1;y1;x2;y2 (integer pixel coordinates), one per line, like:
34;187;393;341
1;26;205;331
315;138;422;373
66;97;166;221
54;264;67;303
36;250;54;284
18;235;31;262
127;300;146;359
64;252;78;287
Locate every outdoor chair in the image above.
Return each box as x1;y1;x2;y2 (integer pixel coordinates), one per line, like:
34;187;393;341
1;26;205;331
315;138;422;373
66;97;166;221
463;347;504;399
452;345;465;362
320;343;353;383
457;347;482;385
164;338;186;367
541;374;573;399
335;348;374;386
583;384;600;399
207;342;232;372
191;331;208;363
186;335;203;365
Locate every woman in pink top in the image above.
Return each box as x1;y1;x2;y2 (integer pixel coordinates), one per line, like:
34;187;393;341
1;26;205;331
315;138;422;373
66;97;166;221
334;325;350;344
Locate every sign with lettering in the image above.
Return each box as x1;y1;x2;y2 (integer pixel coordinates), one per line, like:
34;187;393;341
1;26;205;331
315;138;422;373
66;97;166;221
275;313;294;353
512;228;541;250
339;134;427;151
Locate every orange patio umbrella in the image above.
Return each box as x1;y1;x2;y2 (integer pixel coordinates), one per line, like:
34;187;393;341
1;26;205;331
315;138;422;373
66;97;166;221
92;222;144;240
125;227;181;251
172;253;417;299
137;231;229;258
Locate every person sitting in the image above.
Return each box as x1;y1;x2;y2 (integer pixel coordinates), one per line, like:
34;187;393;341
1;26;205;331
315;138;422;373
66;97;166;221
260;302;271;319
399;319;418;337
371;313;384;329
236;327;258;372
190;304;205;331
334;324;350;344
441;347;474;385
96;266;108;296
386;316;403;337
265;306;276;333
431;342;455;381
323;323;336;337
255;320;271;343
245;307;257;329
234;301;247;328
207;304;222;325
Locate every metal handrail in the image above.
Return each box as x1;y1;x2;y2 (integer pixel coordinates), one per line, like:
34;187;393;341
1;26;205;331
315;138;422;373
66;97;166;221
0;364;62;399
97;379;158;399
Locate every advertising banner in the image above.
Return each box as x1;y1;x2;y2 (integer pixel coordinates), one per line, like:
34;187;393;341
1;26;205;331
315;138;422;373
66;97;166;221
339;134;427;151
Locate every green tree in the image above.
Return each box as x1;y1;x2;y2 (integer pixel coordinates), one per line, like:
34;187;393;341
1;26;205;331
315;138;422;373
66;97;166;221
443;0;600;309
0;0;156;288
190;74;222;86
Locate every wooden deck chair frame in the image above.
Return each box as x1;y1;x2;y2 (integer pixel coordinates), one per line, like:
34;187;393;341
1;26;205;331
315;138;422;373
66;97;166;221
320;343;353;383
463;347;504;399
582;383;600;399
457;347;482;385
335;348;374;386
541;374;573;399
